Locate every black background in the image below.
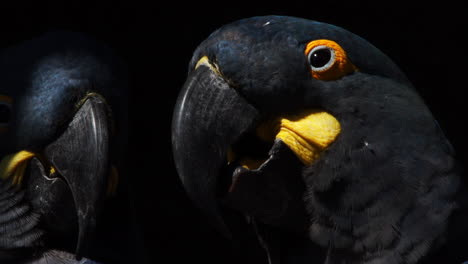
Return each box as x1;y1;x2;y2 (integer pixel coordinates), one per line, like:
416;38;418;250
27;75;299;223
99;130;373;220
2;1;467;263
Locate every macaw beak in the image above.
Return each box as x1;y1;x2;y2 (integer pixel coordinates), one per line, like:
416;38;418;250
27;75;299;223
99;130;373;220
172;63;259;238
43;94;111;258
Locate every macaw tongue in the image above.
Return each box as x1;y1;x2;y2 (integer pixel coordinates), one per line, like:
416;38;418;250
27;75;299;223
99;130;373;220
224;109;341;230
224;140;308;231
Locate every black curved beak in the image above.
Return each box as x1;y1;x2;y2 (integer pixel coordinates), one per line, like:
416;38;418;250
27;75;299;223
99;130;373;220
172;63;259;237
44;94;111;258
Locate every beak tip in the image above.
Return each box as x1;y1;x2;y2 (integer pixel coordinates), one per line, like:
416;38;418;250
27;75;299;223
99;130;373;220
74;211;97;258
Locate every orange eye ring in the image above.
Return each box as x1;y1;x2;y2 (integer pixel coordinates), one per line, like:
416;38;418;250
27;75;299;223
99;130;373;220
305;39;357;81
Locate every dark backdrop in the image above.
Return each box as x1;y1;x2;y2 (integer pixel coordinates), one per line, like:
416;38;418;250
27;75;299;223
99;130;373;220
1;1;466;263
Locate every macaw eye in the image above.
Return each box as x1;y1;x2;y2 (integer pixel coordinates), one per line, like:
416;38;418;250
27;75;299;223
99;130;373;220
308;45;335;71
305;39;357;81
0;95;12;132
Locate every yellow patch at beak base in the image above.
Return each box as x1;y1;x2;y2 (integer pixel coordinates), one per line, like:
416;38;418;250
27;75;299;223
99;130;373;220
195;56;222;76
257;110;341;165
0;150;36;185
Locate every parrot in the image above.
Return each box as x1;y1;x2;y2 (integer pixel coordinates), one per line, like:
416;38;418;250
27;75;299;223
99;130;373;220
172;15;468;264
0;31;136;263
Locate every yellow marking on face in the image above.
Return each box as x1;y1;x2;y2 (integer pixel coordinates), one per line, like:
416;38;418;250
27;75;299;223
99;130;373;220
257;110;341;165
49;166;56;175
76;92;108;110
0;150;36;185
195;56;222;76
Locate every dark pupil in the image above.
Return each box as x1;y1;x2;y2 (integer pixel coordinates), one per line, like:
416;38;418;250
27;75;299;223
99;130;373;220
310;48;331;68
0;104;11;123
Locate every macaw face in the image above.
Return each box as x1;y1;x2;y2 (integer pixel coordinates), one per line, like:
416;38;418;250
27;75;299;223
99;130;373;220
172;15;460;263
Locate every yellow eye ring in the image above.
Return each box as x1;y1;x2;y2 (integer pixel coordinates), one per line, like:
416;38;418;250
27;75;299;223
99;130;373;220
305;39;357;81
